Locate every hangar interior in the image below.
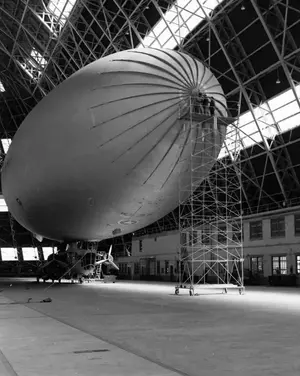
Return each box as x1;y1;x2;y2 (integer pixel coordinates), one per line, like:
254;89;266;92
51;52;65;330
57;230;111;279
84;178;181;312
0;0;300;286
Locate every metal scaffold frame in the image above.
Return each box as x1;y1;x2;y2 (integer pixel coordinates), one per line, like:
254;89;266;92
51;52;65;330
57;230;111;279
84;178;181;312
176;94;244;296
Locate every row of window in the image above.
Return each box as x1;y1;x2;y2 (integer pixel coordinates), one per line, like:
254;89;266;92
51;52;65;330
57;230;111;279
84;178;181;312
122;260;180;275
136;214;300;249
122;255;300;276
0;247;56;261
251;214;300;240
185;225;242;246
249;216;287;240
251;255;300;275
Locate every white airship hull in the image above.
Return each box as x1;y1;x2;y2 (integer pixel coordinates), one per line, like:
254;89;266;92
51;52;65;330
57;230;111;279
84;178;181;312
1;48;227;241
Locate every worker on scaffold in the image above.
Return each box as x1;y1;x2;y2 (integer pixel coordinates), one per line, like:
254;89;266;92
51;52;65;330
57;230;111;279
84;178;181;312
191;92;201;114
209;96;216;117
202;94;210;115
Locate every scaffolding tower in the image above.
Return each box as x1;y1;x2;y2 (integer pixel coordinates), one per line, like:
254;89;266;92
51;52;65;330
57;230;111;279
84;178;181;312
176;96;244;296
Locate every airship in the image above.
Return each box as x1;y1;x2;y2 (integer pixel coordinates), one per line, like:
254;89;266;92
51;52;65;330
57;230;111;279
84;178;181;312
1;48;228;242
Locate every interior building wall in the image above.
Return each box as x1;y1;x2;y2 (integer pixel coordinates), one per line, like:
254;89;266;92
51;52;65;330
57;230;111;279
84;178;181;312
117;207;300;285
117;231;180;281
0;246;57;276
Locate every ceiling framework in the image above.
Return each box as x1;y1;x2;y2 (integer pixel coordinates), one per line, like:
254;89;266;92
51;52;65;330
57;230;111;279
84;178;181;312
0;0;300;243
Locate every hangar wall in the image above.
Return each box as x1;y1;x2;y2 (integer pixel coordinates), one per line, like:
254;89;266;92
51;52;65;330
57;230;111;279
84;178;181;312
117;206;300;286
0;247;56;276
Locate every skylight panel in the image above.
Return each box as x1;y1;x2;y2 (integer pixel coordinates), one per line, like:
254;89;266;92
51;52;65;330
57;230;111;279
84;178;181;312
0;197;8;212
138;0;225;49
138;0;300;157
238;111;254;127
30;48;47;69
1;138;11;154
278;113;300;133
272;101;300;123
268;87;296;111
241;132;263;149
219;83;300;159
0;80;5;92
19;48;48;81
22;247;39;261
47;0;77;27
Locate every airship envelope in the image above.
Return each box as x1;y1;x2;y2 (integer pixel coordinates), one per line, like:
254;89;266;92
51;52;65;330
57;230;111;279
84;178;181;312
1;48;228;241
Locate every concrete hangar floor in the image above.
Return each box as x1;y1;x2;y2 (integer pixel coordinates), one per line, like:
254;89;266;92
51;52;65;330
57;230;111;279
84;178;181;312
0;279;299;376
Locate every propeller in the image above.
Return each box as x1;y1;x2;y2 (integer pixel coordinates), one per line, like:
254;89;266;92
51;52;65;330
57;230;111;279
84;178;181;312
95;245;119;270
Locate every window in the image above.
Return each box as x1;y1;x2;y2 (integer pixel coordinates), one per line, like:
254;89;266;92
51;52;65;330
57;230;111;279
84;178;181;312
296;255;300;274
180;232;187;246
188;232;192;246
232;222;242;242
217;226;227;244
139;240;143;252
201;228;210;244
270;217;285;238
272;256;287;275
249;220;263;240
22;247;39;261
165;261;169;274
157;260;160;275
134;262;139;274
1;248;18;261
192;231;198;245
294;214;300;236
251;256;264;275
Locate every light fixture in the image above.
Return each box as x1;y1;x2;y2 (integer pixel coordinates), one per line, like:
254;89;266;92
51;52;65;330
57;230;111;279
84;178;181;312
206;37;210;42
241;4;245;10
276;69;281;84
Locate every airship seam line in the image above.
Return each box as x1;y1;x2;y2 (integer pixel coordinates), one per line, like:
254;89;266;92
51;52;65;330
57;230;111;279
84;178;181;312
129;50;194;89
192;53;200;87
92;94;185;131
112;102;183;163
149;48;195;88
91;70;189;92
110;59;190;90
174;51;196;88
125;107;182;177
90;90;183;110
207;90;226;99
202;72;215;89
199;64;207;89
92;82;182;92
204;83;226;92
97;96;188;149
160;123;192;190
142;118;186;185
